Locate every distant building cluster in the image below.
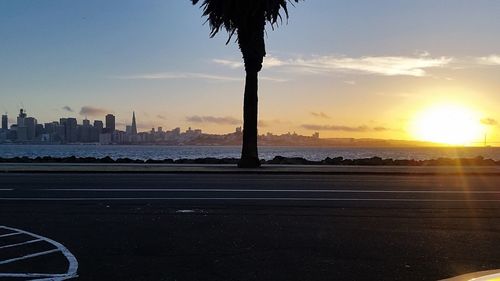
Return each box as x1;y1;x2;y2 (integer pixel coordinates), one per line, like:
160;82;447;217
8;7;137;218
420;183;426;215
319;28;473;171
0;109;208;145
1;109;115;144
0;109;323;146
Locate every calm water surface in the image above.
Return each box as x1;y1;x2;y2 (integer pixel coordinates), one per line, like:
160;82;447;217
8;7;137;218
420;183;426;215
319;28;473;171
1;145;499;161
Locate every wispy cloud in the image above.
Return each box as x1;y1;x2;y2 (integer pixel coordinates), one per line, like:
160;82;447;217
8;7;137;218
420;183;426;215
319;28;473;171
301;124;393;132
213;57;284;69
310;112;331;119
62;106;74;112
215;54;453;77
258;119;290;128
477;55;500;65
186;115;241;125
157;115;167;120
112;72;286;83
79;106;109;117
212;59;242;69
113;72;241;82
481;118;498;126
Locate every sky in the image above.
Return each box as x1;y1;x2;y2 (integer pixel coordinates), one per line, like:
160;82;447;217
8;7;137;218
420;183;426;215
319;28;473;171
1;0;500;144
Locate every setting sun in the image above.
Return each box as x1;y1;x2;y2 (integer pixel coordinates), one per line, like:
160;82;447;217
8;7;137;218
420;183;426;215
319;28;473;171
410;104;486;146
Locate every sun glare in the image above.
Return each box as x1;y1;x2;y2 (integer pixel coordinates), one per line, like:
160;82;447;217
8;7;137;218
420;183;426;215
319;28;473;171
410;104;486;146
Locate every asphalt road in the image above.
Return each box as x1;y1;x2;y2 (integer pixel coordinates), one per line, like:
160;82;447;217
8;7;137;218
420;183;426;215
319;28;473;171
1;172;500;281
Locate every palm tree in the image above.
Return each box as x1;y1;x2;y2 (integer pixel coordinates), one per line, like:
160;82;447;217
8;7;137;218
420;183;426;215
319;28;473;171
191;0;300;168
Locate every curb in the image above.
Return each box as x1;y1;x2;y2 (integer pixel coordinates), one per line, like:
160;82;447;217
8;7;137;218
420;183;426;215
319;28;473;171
2;164;500;175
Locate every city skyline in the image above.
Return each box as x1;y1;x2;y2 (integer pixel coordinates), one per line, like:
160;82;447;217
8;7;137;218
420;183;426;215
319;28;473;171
1;1;500;144
0;107;225;134
2;107;453;147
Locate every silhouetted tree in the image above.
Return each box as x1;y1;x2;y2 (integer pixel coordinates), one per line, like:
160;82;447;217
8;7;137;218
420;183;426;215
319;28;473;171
191;0;299;168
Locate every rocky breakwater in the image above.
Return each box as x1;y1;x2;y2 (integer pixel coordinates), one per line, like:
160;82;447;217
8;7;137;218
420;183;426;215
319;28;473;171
0;155;498;166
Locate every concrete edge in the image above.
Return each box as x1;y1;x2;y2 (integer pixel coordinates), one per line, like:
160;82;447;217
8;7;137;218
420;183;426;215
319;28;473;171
1;164;500;175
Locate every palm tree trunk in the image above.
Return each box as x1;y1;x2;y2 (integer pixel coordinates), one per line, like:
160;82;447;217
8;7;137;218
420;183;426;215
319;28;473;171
238;69;260;168
237;16;266;168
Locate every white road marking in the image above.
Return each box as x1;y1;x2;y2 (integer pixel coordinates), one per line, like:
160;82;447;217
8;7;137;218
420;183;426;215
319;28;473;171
176;210;198;213
0;238;44;249
0;248;60;265
1;197;500;202
0;232;21;238
0;189;13;191
0;272;74;278
41;188;500;194
0;226;78;281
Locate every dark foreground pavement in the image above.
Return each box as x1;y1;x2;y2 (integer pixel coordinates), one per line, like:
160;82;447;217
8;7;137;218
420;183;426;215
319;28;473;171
1;172;500;280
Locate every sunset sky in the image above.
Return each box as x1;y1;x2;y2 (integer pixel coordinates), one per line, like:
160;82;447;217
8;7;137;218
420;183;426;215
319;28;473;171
1;0;500;145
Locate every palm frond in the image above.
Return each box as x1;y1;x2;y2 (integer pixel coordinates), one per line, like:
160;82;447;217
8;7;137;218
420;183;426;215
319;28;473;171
191;0;300;40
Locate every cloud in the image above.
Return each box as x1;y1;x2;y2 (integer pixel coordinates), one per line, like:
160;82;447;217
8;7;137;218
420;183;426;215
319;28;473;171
260;76;289;82
214;54;453;77
112;72;286;83
301;124;392;132
481;118;498;126
258;119;290;128
477;55;500;65
113;72;241;82
373;126;390;132
62;106;74;112
157;115;167;120
310;112;331;119
79;106;109;117
186;115;241;125
110;72;288;82
212;59;242;69
213;56;284;69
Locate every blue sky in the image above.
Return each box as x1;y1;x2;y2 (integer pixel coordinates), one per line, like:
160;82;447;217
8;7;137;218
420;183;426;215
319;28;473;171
1;0;500;142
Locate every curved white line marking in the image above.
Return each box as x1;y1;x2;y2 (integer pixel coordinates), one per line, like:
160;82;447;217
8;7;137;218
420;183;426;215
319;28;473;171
0;238;43;249
0;249;60;265
0;226;78;281
0;232;21;238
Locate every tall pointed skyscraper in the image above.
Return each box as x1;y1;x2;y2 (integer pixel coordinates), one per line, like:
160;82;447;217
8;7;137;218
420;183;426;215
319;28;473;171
131;111;137;135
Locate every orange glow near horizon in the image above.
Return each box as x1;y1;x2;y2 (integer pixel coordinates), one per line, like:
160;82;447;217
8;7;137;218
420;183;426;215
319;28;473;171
410;104;486;146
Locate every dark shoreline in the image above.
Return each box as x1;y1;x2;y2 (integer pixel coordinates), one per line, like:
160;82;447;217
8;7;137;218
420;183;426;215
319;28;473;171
0;155;498;166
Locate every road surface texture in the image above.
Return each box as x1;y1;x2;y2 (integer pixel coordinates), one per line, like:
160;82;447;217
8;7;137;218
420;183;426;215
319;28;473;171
1;171;500;281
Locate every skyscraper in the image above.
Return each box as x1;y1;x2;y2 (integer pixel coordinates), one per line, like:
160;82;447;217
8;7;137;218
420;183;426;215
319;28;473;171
16;109;28;141
92;120;104;143
59;118;68;142
93;120;104;133
17;109;27;127
25;117;37;140
65;118;78;143
1;114;7;130
105;114;115;133
80;119;91;143
131;111;137;135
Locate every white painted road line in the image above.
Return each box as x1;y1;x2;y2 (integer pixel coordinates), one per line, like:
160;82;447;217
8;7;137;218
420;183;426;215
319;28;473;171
0;189;13;191
0;238;43;249
41;188;500;194
2;197;500;202
0;248;60;265
0;232;21;238
0;272;75;279
0;226;78;281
